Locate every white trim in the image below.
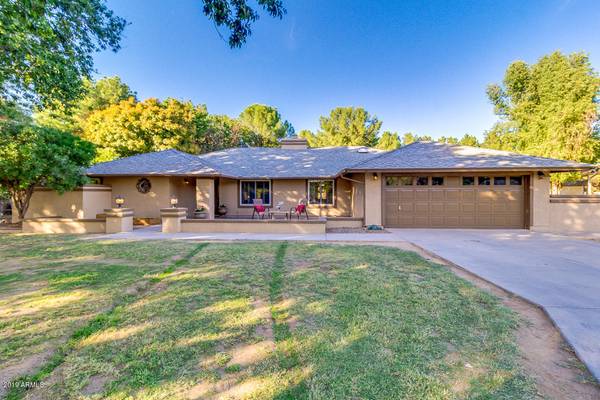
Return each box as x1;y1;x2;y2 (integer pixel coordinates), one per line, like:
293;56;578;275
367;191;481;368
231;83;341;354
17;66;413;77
308;179;335;206
239;180;272;206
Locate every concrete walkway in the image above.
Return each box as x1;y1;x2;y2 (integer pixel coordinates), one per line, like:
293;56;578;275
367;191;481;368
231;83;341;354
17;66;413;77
90;226;600;381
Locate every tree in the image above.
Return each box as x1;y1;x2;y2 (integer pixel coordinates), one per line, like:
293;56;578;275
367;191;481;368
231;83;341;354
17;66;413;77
81;98;208;162
402;133;432;146
238;104;293;146
203;115;262;152
459;134;480;147
0;120;95;220
202;0;286;48
0;0;126;107
485;51;600;174
438;136;459;144
376;131;401;150
34;76;135;133
307;107;382;147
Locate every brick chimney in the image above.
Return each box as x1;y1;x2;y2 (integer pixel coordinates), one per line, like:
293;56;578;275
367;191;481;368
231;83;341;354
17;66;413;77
279;136;308;150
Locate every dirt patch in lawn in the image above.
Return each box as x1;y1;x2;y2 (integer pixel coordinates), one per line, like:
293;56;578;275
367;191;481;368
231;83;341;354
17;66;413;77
330;240;600;400
0;350;54;399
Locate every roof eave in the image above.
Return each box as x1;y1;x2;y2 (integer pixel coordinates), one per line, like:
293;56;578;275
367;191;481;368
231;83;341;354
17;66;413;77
345;166;594;173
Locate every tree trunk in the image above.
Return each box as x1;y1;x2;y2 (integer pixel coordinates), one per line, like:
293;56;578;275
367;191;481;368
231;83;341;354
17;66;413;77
9;185;35;220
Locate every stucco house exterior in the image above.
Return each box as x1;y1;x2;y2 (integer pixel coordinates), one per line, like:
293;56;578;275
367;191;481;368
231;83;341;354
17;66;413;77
22;138;600;233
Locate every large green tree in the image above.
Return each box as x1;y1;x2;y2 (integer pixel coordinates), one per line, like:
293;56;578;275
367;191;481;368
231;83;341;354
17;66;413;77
484;51;600;170
376;131;401;150
238;104;293;146
305;107;382;147
81;97;208;162
202;0;286;48
34;76;135;133
0;118;95;219
203;114;263;152
0;0;126;107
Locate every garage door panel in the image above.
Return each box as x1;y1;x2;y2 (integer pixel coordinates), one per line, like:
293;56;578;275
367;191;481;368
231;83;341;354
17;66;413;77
383;175;525;228
445;216;460;226
461;203;475;213
445;203;460;213
399;191;415;200
446;190;460;201
431;190;445;201
462;190;475;201
460;215;476;225
415;190;429;201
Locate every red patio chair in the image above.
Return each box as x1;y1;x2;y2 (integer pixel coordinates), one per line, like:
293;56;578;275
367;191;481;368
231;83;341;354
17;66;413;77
290;199;309;220
252;199;268;219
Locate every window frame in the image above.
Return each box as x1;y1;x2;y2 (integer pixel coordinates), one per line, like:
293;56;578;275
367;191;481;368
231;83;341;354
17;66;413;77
431;176;445;186
494;176;507;186
478;176;491;186
416;176;429;186
462;176;475;186
239;180;272;207
509;176;523;186
307;179;335;206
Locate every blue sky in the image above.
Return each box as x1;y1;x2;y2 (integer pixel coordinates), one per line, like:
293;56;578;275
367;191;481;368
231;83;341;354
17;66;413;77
94;0;600;140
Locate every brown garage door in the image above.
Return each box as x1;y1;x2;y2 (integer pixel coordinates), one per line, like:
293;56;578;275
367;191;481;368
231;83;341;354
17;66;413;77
383;175;527;228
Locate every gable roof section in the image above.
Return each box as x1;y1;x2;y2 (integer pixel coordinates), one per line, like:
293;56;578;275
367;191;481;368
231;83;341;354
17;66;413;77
86;149;218;176
349;141;594;172
196;146;385;179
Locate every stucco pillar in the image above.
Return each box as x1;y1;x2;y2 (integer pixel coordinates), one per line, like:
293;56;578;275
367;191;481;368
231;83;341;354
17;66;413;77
364;172;382;226
104;208;134;233
161;207;187;233
530;173;551;231
196;178;215;219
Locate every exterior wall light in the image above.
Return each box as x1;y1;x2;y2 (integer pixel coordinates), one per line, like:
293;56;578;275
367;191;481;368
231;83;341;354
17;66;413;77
170;196;179;208
373;173;379;181
115;195;125;208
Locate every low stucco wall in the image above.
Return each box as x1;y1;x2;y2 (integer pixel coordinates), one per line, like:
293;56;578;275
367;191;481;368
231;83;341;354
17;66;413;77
103;176;195;218
24;185;111;220
181;219;326;234
325;217;364;229
546;196;600;233
22;218;106;234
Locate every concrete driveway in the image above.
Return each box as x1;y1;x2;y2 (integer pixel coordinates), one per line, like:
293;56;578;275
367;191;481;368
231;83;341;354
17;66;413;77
390;229;600;382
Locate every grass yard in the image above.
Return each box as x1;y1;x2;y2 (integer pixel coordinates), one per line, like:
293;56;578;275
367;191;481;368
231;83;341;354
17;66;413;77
0;235;537;399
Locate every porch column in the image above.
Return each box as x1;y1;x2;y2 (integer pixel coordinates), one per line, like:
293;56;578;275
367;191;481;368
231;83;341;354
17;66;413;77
161;207;187;233
104;208;134;233
364;172;382;227
530;173;551;231
196;178;215;219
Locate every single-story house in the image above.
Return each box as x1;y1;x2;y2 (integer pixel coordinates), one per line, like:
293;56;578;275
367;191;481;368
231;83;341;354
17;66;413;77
22;137;600;232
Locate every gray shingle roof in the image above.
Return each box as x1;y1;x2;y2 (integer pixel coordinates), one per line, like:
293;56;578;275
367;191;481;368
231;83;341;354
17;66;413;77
196;146;385;178
86;142;594;178
350;141;594;171
86;149;218;176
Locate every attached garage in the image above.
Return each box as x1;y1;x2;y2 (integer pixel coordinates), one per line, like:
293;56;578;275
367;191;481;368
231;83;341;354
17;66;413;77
383;174;529;228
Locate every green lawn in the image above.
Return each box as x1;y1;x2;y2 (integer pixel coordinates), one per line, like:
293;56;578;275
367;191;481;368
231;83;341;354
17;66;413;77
0;235;537;399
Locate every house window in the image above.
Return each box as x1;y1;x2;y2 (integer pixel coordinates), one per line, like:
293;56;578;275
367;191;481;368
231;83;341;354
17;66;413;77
308;180;335;205
462;176;475;186
416;176;429;186
510;176;523;185
240;180;271;206
478;176;491;186
494;177;506;185
432;177;444;186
